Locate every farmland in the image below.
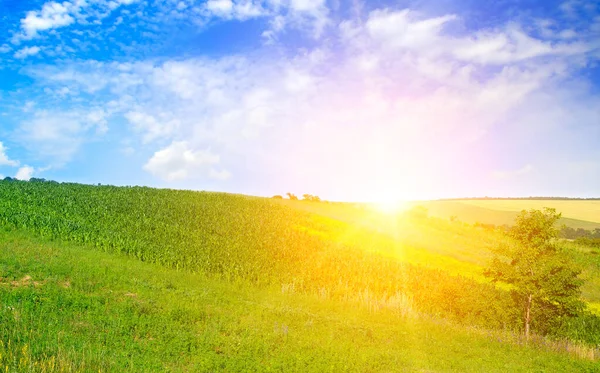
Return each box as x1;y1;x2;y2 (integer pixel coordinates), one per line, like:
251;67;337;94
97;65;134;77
418;200;600;230
1;179;600;371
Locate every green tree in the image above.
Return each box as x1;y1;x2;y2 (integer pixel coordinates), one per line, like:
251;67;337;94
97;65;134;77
484;208;584;339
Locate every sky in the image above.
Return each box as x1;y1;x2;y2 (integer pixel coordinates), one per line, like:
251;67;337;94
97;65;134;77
0;0;599;201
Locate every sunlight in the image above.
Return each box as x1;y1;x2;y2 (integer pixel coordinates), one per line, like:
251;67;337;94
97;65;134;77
370;190;410;214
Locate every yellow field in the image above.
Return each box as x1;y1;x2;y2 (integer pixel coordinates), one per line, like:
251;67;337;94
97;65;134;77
408;200;600;230
459;200;600;224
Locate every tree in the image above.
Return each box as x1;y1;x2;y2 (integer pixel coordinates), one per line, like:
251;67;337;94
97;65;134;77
286;193;298;201
484;208;584;339
302;194;321;202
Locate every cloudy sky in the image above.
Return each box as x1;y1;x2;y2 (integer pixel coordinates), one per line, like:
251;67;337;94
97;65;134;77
0;0;599;201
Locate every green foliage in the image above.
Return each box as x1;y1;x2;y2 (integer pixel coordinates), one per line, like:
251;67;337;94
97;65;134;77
575;237;600;249
485;208;585;336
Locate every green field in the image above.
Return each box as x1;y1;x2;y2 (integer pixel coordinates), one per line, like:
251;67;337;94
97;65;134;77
0;180;599;371
3;228;598;372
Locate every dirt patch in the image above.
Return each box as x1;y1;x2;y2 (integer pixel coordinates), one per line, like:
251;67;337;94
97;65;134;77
0;275;45;288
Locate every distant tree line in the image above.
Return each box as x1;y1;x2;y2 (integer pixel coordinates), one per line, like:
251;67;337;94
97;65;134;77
272;193;324;202
560;226;600;239
472;220;600;241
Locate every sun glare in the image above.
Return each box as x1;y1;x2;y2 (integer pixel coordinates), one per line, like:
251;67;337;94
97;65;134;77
370;190;410;214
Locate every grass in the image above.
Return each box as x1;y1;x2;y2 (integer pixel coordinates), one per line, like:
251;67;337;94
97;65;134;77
1;227;598;372
281;199;600;305
1;181;600;369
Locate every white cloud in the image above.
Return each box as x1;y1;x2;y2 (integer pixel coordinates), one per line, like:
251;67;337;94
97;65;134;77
124;111;179;143
87;109;109;134
15;166;35;181
0;143;20;167
196;0;329;40
8;0;331;51
363;9;592;65
19;1;76;40
19;5;600;197
22;101;36;112
204;0;234;17
201;0;265;21
14;46;42;59
13;0;138;41
143;141;223;181
286;0;329;37
366;9;456;51
16;110;108;165
0;45;11;53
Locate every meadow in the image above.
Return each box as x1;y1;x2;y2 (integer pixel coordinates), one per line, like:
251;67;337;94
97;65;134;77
0;179;599;371
3;228;598;372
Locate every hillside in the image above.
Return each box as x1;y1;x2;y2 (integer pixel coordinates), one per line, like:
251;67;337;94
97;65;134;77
0;180;599;371
2;228;597;372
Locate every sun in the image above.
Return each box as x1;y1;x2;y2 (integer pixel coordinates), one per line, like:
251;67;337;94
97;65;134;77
369;189;410;214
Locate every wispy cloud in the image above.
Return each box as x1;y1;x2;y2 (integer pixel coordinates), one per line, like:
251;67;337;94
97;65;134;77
16;109;108;166
14;45;42;59
12;0;138;42
4;1;600;198
0;142;20;167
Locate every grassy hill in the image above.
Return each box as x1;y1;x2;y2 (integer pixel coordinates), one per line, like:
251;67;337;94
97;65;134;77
1;228;598;372
0;180;599;371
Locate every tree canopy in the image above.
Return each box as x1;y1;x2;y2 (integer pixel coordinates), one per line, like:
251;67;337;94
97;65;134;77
484;208;584;338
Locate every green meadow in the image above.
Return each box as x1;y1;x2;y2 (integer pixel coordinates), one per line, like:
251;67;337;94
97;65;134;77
0;180;599;371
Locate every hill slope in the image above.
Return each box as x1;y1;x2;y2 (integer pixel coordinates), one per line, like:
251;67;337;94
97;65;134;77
1;227;597;372
1;180;600;370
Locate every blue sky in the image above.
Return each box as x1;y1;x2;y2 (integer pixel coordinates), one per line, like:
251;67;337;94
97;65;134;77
0;0;599;201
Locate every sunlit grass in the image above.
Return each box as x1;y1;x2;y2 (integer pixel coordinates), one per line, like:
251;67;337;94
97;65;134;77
1;228;598;372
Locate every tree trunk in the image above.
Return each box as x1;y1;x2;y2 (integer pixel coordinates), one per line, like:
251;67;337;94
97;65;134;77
525;293;532;341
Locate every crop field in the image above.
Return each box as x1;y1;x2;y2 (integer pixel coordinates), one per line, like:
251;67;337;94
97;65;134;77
460;200;600;223
418;200;600;230
0;180;600;371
